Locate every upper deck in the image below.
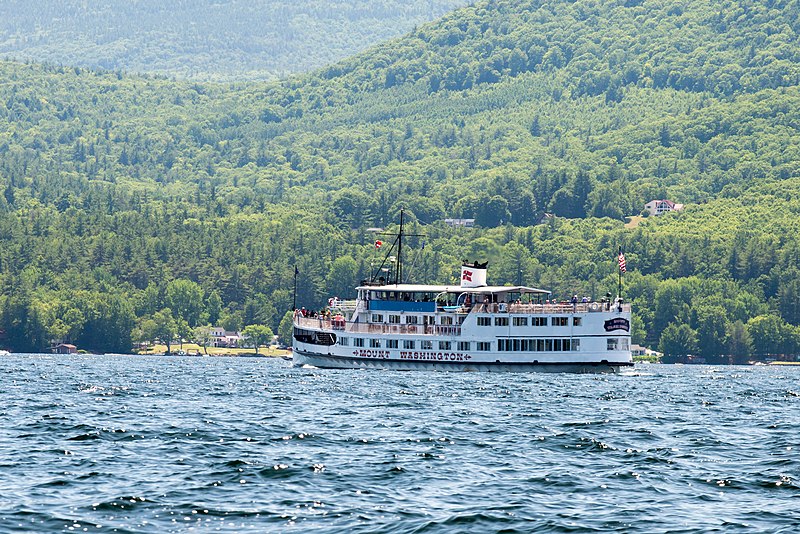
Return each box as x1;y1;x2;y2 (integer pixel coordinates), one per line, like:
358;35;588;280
294;300;632;336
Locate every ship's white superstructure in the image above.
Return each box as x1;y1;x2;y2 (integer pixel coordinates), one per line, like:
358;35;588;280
293;261;633;373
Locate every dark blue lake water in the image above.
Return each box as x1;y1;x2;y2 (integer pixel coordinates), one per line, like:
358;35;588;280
1;354;798;533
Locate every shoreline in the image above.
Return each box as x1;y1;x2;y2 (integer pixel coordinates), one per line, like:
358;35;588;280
135;344;290;358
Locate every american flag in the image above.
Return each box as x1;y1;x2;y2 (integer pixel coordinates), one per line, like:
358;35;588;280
618;251;627;272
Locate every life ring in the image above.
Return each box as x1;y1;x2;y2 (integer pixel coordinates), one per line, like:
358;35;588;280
589;302;599;311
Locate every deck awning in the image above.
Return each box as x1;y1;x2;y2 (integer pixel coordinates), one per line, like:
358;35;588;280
356;283;551;295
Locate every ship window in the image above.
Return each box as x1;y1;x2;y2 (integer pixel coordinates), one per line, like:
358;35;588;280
573;317;582;326
621;338;629;350
553;317;568;326
607;338;619;351
513;339;521;351
371;314;384;323
477;342;491;351
439;341;451;350
422;340;433;350
386;339;398;349
354;338;364;347
494;317;509;326
370;339;381;348
513;317;528;326
545;339;553;351
477;317;491;326
497;339;508;351
572;339;580;351
389;315;401;324
440;316;453;325
532;317;547;326
458;341;470;351
536;339;545;351
339;337;349;346
554;339;562;351
403;340;415;349
406;315;419;324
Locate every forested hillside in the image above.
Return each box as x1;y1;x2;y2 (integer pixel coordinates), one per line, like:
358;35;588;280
0;0;469;81
1;0;800;361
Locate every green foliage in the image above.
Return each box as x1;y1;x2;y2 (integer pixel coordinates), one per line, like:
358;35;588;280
278;311;294;345
241;324;274;355
152;308;178;353
659;323;698;361
193;325;214;355
0;0;470;81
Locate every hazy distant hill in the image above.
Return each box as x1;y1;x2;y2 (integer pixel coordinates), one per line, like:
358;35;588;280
0;0;470;81
2;0;800;358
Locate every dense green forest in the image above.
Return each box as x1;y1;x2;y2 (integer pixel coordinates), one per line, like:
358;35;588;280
1;0;800;362
0;0;470;81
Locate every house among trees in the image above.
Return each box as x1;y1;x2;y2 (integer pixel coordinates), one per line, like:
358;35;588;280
210;327;242;348
51;343;78;354
631;344;660;359
444;218;475;228
644;199;684;216
537;212;555;224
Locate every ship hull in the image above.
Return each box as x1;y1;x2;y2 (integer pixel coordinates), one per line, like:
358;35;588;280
293;349;632;374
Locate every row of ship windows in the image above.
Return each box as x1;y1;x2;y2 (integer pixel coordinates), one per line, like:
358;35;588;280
370;314;582;327
498;339;579;352
342;337;471;350
478;316;580;327
371;314;457;325
498;338;628;352
339;337;629;352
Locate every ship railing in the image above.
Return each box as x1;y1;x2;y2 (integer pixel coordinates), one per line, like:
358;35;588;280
471;302;631;314
338;299;358;312
293;316;461;336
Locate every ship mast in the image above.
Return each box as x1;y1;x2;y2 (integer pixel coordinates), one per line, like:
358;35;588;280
395;209;404;285
369;208;423;285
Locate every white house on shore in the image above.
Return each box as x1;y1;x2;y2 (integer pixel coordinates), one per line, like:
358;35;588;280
631;344;661;359
644;199;684;216
210;327;243;348
444;218;475;228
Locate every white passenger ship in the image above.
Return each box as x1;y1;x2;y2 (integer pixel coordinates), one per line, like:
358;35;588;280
293;219;633;373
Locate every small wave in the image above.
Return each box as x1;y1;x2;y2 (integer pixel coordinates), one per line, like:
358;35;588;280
91;496;156;512
756;475;798;490
255;464;303;480
412;511;518;531
562;419;610;427
66;432;100;441
270;432;317;442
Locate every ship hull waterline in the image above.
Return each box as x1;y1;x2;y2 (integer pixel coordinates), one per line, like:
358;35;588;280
292;349;633;374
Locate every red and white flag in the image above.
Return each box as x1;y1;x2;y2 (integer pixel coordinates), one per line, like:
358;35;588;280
618;251;627;272
460;263;486;287
375;240;383;249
